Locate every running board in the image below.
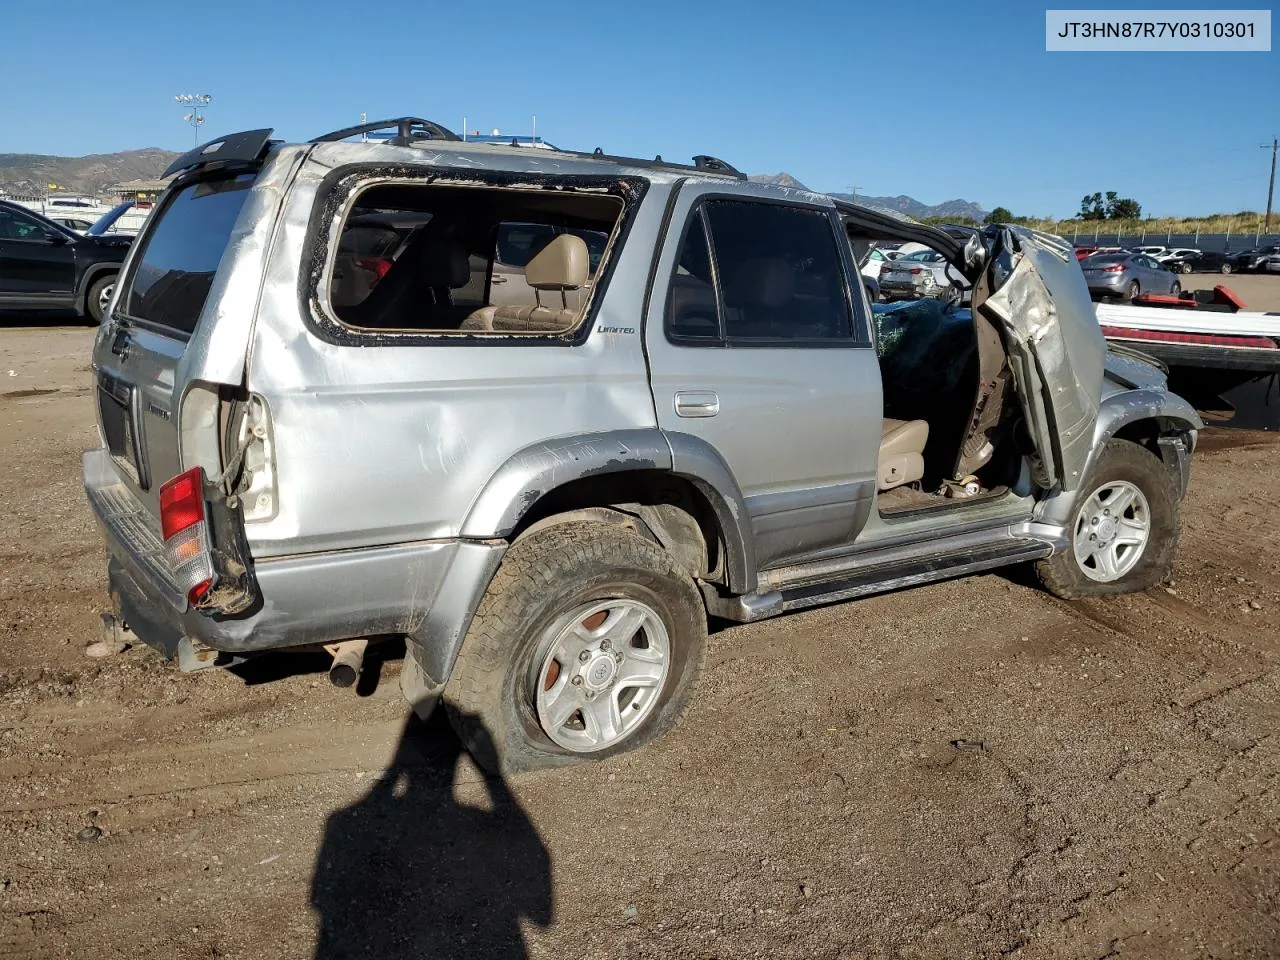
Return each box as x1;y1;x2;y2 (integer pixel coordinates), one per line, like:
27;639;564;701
702;528;1060;623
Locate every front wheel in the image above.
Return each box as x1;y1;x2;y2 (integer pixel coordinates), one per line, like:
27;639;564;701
1035;439;1180;599
443;520;707;774
1220;263;1233;275
86;274;117;325
1181;262;1193;274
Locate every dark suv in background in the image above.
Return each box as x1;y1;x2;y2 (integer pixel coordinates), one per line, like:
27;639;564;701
0;199;131;323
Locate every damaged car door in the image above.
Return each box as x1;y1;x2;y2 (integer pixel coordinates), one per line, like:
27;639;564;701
978;228;1105;492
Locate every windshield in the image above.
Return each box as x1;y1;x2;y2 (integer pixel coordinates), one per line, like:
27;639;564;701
121;175;253;334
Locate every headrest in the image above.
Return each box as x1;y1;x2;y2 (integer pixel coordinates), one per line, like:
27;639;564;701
419;239;470;289
525;234;589;291
724;258;795;308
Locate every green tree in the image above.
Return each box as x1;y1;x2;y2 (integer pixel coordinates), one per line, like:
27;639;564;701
1079;192;1106;220
1108;197;1142;220
983;206;1015;225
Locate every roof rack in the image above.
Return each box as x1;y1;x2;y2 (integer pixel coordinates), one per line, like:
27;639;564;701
560;147;746;180
310;117;461;146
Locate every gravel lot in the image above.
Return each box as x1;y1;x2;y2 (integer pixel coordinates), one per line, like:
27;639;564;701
1;310;1278;960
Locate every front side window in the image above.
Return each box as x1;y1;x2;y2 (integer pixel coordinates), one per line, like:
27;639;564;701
0;207;57;242
665;199;853;345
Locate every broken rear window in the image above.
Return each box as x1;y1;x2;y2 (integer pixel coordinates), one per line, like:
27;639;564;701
325;182;625;336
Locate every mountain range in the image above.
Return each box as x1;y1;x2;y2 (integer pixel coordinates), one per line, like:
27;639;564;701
0;149;179;198
0;150;988;225
749;173;988;222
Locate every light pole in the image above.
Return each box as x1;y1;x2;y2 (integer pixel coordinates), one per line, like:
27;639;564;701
175;94;213;145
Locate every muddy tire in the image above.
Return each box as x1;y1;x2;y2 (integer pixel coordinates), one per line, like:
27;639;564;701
1035;439;1180;599
443;520;707;775
85;274;117;325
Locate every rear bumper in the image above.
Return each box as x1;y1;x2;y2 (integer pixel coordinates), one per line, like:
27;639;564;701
84;448;503;672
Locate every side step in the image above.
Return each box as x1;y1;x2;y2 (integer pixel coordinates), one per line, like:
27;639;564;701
776;538;1052;612
703;531;1058;623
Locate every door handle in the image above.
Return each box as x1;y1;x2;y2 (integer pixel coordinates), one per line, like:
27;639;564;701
491;275;508;284
674;391;719;418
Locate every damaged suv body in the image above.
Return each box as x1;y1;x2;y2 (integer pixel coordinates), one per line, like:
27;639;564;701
85;119;1201;773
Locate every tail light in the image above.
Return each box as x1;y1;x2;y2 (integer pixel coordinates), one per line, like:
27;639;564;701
354;257;393;284
910;267;926;275
1101;264;1124;273
159;467;214;604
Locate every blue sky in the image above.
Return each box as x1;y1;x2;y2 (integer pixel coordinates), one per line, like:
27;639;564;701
2;0;1276;217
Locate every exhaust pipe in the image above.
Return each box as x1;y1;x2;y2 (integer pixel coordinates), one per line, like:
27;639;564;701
325;638;368;688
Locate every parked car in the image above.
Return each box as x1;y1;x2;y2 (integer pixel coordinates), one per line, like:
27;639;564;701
1160;249;1233;274
1074;245;1098;260
878;247;966;303
84;120;1200;775
860;246;896;279
46;215;96;234
1263;253;1280;273
1230;244;1280;272
0;198;132;322
1136;245;1168;258
1081;252;1181;301
1153;247;1199;265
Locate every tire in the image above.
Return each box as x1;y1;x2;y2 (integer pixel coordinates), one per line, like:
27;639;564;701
942;284;962;307
1181;262;1192;274
1220;263;1233;275
443;520;707;775
85;274;117;325
1170;280;1181;296
1124;280;1140;302
1035;439;1180;599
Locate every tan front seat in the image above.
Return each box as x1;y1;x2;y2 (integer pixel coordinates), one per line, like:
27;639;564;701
878;419;929;491
463;234;590;333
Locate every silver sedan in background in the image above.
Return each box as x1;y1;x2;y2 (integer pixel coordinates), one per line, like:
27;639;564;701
1081;252;1181;301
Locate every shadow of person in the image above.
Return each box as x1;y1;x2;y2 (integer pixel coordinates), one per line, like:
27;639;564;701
311;711;552;959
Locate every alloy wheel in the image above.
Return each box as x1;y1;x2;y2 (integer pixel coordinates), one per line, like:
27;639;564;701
532;598;671;752
1072;480;1151;582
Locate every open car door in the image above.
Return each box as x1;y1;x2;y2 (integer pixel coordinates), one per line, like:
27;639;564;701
978;228;1105;492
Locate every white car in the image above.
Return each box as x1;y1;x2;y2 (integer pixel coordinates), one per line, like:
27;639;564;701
860;246;895;279
1137;245;1168;258
878;248;970;303
1156;247;1199;262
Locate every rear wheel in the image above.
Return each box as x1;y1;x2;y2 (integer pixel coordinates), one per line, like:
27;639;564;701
1124;280;1140;301
1170;280;1182;296
86;274;117;325
1035;439;1180;599
443;520;707;774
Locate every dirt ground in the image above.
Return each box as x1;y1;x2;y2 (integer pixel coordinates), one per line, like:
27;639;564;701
1;315;1278;960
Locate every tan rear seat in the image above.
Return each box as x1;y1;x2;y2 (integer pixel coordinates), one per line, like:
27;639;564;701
878;419;928;491
463;234;590;333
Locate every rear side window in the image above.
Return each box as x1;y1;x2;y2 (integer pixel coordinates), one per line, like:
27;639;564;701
323;183;625;336
122;174;254;335
665;199;854;344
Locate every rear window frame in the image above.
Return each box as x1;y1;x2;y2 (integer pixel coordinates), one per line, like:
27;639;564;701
301;164;649;348
114;169;258;339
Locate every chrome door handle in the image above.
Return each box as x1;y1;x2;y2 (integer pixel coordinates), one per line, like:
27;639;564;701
674;391;719;418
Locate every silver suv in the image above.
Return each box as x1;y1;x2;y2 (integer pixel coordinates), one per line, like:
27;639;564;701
84;118;1201;773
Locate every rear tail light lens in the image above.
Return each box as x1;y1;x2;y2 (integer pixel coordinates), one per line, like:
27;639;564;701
1101;264;1124;273
910;267;925;275
159;467;214;604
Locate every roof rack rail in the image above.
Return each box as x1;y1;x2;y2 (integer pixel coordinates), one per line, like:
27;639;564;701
564;148;746;180
311;117;461;146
